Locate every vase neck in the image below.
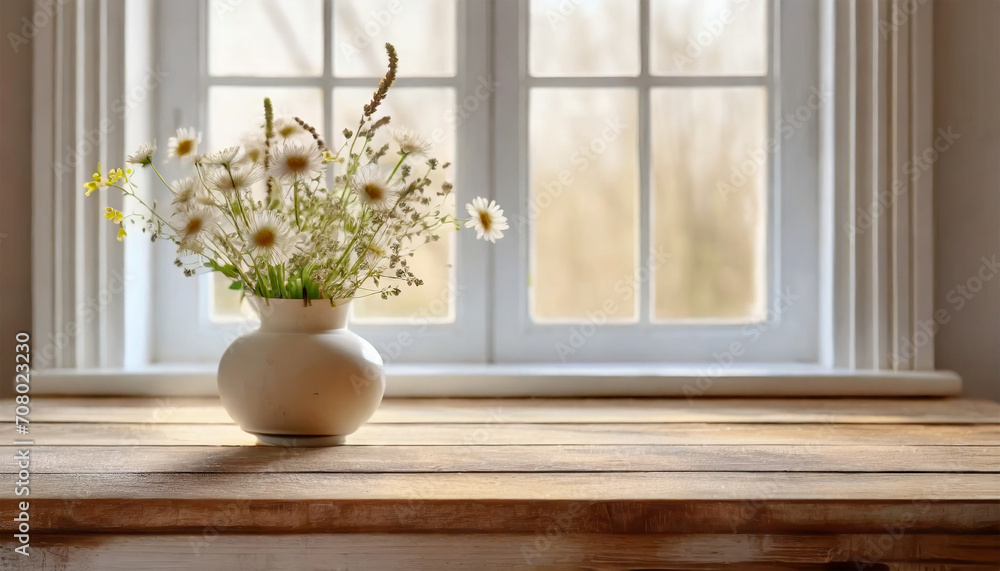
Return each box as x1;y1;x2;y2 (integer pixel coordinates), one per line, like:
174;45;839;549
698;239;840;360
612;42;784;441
250;297;351;332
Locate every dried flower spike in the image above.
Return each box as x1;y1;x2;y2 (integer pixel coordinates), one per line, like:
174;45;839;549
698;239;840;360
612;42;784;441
294;116;328;152
364;43;398;118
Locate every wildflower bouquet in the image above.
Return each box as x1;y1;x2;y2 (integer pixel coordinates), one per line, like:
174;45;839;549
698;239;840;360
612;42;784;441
85;43;506;304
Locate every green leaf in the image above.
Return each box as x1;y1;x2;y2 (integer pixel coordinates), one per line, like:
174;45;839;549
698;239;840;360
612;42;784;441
228;281;243;291
206;260;241;280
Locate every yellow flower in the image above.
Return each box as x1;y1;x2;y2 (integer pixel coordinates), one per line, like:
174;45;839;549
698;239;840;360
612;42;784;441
103;207;124;224
84;181;100;196
117;228;127;242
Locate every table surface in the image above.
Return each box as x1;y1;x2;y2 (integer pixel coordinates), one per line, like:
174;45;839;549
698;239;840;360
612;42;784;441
2;396;999;570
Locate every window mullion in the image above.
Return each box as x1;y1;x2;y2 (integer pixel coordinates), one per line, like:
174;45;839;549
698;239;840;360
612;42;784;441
323;0;333;186
638;0;651;325
490;0;527;362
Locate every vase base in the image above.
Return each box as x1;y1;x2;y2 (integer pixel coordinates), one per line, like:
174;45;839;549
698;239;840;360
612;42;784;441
252;433;347;447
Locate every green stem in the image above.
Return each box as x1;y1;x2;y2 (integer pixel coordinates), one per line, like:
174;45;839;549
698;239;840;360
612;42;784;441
224;164;252;228
148;164;172;192
109;185;172;233
386;152;408;183
293;178;302;231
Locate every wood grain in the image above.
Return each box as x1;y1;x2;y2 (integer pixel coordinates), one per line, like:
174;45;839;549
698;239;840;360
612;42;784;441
15;396;1000;424
4;472;998;502
8;498;999;535
5;421;1000;446
5;396;997;568
3;444;997;474
1;533;997;571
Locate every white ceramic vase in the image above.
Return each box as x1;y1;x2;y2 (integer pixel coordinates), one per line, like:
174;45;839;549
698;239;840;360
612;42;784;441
217;296;385;446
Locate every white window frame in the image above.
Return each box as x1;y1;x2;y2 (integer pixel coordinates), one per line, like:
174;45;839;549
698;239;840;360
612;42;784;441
146;0;492;364
492;0;822;363
30;0;962;396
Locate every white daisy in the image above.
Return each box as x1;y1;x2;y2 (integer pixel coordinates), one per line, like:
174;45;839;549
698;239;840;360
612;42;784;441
269;141;324;181
126;141;156;166
174;205;219;250
392;128;433;157
362;234;391;267
351;163;400;210
167;127;201;162
465;197;508;243
169;177;213;210
204;163;265;193
201;146;242;165
239;132;267;165
244;211;297;264
274;116;305;140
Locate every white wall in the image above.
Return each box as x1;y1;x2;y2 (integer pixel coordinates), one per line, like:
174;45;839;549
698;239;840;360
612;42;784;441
933;0;1000;401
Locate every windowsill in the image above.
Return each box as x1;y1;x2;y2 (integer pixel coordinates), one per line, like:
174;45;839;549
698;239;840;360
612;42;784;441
31;363;962;397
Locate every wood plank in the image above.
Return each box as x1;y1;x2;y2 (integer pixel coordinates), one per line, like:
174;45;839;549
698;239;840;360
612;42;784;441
7;498;998;535
16;397;1000;424
1;533;997;570
887;566;1000;571
3;472;997;503
6;421;1000;446
3;444;997;474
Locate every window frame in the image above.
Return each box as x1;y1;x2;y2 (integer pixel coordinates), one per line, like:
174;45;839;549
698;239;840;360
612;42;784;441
164;0;824;365
491;0;824;363
29;0;958;396
147;0;494;364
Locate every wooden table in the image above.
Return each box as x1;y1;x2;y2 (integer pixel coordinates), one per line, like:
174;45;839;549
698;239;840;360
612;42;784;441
2;397;999;570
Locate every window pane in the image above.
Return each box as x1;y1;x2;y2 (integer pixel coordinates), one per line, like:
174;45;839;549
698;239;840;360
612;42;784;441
529;0;640;77
650;0;767;76
333;0;456;77
209;0;324;77
207;87;325;320
332;88;457;322
210;272;252;320
651;87;766;321
207;87;324;149
530;88;638;322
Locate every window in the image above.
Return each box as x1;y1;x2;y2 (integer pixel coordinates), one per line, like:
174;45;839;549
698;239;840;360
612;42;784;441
151;0;491;363
145;0;821;365
492;0;823;362
32;0;953;395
